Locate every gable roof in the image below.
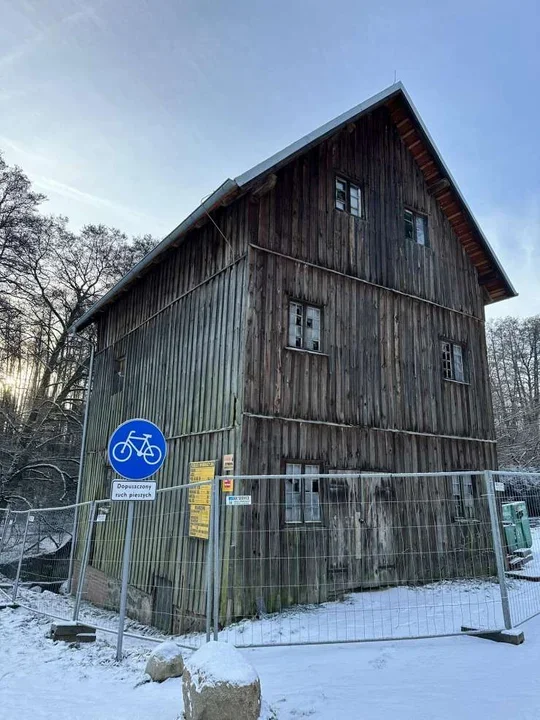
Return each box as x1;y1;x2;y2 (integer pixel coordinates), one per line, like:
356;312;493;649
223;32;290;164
71;82;516;333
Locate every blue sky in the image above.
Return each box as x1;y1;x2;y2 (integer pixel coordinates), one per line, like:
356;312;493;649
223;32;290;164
1;0;538;318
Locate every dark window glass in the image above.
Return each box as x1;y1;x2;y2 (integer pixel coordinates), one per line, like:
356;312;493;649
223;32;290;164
336;177;362;217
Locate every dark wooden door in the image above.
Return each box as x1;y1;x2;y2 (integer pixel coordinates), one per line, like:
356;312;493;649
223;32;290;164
326;472;395;595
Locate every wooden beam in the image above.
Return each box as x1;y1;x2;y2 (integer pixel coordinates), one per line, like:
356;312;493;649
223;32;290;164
251;173;278;198
427;178;451;196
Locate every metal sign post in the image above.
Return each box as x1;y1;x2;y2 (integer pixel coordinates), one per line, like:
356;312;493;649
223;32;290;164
116;501;135;661
108;417;166;661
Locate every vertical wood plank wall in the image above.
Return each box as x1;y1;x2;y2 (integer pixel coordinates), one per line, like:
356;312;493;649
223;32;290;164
80;199;250;630
78;102;505;630
232;104;500;620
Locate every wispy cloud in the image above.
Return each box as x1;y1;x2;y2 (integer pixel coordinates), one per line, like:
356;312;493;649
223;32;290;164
33;175;163;227
0;135;49;165
0;0;105;71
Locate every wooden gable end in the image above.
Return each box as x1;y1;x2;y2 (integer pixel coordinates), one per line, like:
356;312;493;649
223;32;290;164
249;103;487;320
385;95;507;303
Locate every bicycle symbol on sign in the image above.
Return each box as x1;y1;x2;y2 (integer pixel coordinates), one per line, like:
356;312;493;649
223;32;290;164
111;430;163;466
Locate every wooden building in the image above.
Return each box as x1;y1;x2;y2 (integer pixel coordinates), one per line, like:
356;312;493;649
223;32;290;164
72;83;516;632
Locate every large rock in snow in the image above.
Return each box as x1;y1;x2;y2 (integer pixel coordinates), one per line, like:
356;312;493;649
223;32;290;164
182;640;261;720
145;640;185;682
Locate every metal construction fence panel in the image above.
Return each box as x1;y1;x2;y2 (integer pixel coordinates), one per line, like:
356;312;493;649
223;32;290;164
5;470;540;655
70;481;214;651
216;471;507;647
491;470;540;629
0;504;75;603
0;481;214;654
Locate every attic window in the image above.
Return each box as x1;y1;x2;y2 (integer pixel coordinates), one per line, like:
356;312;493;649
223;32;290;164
404;208;428;246
288;302;322;352
335;177;362;218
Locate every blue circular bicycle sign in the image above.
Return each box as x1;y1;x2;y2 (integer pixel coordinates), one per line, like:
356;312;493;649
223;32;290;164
108;418;167;480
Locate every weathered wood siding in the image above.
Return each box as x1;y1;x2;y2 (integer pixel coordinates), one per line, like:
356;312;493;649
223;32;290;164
242;103;495;463
244;252;493;439
79;102;503;628
228;104;499;619
80;199;250;630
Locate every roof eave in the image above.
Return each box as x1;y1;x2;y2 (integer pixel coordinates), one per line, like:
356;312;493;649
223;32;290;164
70;82;516;332
69;178;239;334
396;86;517;302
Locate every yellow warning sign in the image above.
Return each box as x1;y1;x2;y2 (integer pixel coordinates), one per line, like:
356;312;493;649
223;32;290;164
188;460;214;506
222;477;234;493
189;504;210;540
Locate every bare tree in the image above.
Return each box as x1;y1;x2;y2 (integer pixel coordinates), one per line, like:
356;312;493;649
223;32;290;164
487;316;540;469
0;152;156;507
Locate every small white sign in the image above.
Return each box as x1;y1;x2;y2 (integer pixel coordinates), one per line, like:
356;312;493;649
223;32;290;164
28;515;35;523
96;514;107;523
226;495;252;506
111;480;157;501
494;481;505;492
222;454;234;472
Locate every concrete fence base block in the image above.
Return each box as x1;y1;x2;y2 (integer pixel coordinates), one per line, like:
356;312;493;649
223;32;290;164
0;602;18;610
461;626;525;645
49;621;97;643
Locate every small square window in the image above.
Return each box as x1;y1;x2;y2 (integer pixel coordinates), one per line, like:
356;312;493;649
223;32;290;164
335;176;363;218
288;302;322;352
441;340;466;383
404;208;428;246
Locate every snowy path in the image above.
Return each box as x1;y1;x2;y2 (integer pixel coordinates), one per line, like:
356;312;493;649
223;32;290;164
2;602;540;719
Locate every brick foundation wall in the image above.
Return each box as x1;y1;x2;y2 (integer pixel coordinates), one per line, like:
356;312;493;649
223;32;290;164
72;560;152;625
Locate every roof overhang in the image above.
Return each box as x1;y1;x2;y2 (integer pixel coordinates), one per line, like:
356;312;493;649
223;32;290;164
71;82;515;333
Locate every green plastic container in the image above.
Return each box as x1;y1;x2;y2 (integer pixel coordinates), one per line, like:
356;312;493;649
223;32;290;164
502;501;533;551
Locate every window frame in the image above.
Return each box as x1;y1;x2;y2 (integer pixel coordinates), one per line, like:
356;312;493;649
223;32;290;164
284;462;323;525
404;207;429;246
287;300;323;353
335;175;363;218
440;339;468;384
112;354;126;395
451;474;475;521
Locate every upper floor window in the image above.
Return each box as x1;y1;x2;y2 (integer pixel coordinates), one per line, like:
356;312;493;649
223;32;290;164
441;340;466;383
285;463;321;523
335;177;362;218
288;301;322;352
404;208;428;246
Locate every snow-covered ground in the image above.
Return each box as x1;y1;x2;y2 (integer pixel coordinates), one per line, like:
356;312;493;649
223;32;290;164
2;589;540;719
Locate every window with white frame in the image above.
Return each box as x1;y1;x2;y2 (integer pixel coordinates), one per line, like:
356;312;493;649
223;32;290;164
404;208;428;246
285;463;321;523
288;301;322;352
441;340;466;383
335;176;362;218
452;474;475;520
